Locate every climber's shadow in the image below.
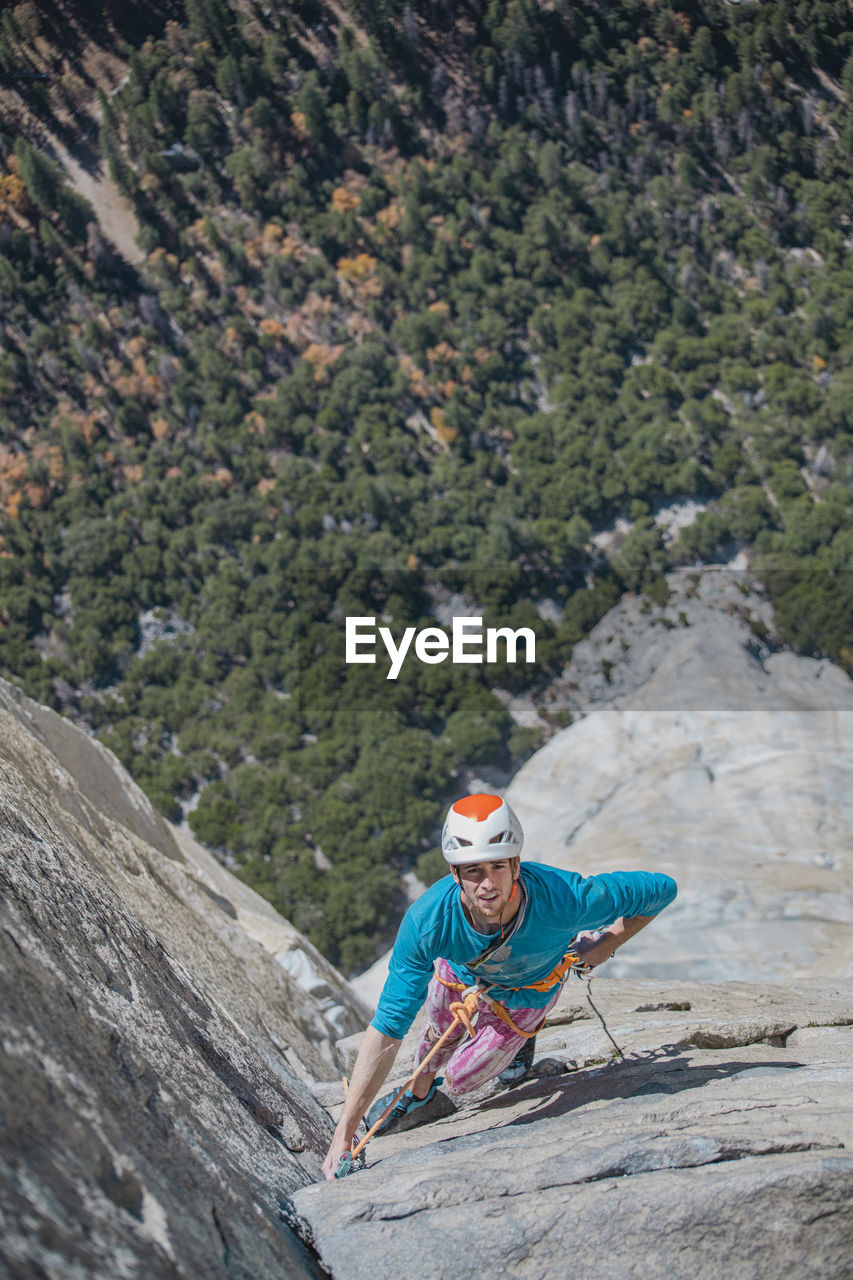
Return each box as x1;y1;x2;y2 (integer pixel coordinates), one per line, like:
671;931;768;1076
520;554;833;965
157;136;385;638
477;1044;806;1126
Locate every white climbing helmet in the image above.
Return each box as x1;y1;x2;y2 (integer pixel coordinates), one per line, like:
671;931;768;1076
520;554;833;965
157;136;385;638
441;793;524;865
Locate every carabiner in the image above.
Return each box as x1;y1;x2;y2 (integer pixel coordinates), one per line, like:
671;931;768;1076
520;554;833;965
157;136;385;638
334;1150;366;1178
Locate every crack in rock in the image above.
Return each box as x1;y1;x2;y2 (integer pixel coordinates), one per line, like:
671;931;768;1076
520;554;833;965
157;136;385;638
340;1134;841;1224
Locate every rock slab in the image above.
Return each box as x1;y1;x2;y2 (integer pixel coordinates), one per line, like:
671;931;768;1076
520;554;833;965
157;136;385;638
293;978;853;1280
0;679;361;1278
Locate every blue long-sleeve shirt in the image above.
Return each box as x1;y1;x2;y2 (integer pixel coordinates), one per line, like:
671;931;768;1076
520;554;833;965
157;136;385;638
371;863;677;1039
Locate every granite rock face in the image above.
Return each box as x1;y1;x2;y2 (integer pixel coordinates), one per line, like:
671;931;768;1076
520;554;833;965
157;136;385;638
293;978;853;1280
0;678;368;1278
508;571;853;983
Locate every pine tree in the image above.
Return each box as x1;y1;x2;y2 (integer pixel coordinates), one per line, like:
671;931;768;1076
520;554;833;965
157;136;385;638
14;140;61;211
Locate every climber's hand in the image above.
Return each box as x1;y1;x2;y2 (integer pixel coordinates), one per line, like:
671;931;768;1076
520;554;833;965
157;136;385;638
573;930;615;971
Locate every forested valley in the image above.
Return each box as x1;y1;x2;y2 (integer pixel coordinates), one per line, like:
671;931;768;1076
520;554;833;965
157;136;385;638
0;0;851;969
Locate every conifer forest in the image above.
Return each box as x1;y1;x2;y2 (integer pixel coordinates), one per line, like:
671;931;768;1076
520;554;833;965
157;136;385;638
1;0;851;968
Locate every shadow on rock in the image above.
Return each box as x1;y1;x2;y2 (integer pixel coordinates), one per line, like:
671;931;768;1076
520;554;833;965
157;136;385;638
474;1045;807;1126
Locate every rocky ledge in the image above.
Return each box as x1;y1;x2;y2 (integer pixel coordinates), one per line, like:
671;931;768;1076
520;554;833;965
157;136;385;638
293;976;853;1280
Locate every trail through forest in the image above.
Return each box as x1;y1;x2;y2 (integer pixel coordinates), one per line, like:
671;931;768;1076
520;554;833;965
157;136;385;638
46;126;144;264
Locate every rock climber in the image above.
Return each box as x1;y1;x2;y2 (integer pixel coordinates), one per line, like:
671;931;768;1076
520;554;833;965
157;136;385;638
321;792;677;1179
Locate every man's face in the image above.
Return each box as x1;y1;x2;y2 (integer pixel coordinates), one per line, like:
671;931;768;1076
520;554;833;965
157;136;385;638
453;858;520;924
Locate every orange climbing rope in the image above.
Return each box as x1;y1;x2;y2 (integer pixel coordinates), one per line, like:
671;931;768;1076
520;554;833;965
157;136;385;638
434;971;544;1038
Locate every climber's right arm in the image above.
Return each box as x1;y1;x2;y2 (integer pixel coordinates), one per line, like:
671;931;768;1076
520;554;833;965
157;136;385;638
321;1026;402;1180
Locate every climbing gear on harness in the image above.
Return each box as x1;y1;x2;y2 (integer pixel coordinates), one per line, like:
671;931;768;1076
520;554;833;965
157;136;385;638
433;967;547;1038
497;1033;537;1086
441;793;524;864
364;1078;444;1135
518;947;586;992
443;982;481;1038
434;937;583;1035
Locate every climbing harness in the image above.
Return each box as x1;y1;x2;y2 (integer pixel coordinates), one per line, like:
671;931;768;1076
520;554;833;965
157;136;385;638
433;942;585;1038
434;969;544;1039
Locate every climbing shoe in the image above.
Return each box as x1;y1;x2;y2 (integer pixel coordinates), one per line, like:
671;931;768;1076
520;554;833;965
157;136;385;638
497;1035;536;1086
365;1078;445;1136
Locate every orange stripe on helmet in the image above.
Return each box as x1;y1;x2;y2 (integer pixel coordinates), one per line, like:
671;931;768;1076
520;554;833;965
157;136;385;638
452;793;503;822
